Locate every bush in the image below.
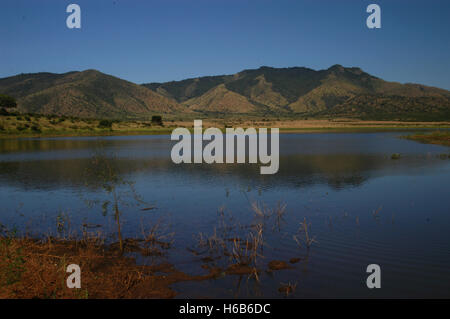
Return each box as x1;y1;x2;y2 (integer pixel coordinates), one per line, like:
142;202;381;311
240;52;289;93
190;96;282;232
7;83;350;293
0;108;9;116
30;124;41;133
151;115;163;126
0;94;16;108
98;119;113;129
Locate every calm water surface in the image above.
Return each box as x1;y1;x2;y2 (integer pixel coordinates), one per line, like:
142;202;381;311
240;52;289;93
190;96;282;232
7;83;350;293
0;132;449;298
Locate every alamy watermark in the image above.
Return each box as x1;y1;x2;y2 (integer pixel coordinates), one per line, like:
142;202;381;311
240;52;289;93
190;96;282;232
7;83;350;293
65;4;381;30
66;4;81;29
366;4;381;29
66;264;81;288
366;264;381;289
170;120;279;175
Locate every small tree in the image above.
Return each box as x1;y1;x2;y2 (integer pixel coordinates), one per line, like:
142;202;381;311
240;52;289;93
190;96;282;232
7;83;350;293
30;124;41;133
0;94;17;108
151;115;163;126
85;147;145;254
98;119;113;129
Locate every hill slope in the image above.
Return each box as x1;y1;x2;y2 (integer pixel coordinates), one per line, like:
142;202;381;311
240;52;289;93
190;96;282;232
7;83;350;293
144;65;450;120
1;66;449;120
0;70;182;118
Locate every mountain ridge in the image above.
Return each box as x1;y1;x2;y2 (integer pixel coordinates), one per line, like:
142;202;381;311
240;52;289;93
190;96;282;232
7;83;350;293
1;65;449;120
0;69;183;118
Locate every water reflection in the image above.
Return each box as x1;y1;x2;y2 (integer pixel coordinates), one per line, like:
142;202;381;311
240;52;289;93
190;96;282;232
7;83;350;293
0;152;447;191
0;132;449;298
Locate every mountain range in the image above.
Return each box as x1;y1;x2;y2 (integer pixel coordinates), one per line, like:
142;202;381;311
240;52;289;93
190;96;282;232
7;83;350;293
1;65;449;120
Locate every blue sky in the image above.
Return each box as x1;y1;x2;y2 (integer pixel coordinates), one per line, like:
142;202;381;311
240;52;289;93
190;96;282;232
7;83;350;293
1;0;449;89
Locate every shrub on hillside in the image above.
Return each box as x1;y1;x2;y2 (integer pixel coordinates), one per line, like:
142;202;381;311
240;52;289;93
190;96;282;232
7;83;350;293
98;119;113;129
30;124;41;133
0;94;16;108
151;115;163;126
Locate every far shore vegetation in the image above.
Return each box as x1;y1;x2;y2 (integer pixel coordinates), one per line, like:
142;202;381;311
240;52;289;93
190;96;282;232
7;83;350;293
404;131;450;146
1;92;450;138
1;109;450;139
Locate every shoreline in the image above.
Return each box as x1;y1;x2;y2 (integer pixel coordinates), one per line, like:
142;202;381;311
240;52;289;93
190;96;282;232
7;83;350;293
0;236;215;298
403;131;450;146
1;123;450;139
0;234;294;299
0;201;299;299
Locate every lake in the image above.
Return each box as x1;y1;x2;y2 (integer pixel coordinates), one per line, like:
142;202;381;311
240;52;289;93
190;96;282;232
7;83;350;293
0;131;449;298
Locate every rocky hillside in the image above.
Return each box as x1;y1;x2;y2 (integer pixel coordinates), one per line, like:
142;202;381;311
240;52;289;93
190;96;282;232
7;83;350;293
1;65;449;120
144;65;450;120
0;70;182;118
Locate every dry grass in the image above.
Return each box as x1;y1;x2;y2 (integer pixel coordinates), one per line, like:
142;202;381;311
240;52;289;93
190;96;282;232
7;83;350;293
191;202;296;286
2;114;449;139
251;201;287;232
278;281;297;297
139;218;174;256
1;200;308;298
404;131;450;146
0;234;219;299
293;217;317;249
372;206;383;218
0;114;173;138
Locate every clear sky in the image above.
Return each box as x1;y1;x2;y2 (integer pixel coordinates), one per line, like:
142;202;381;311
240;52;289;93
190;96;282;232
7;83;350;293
1;0;449;89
